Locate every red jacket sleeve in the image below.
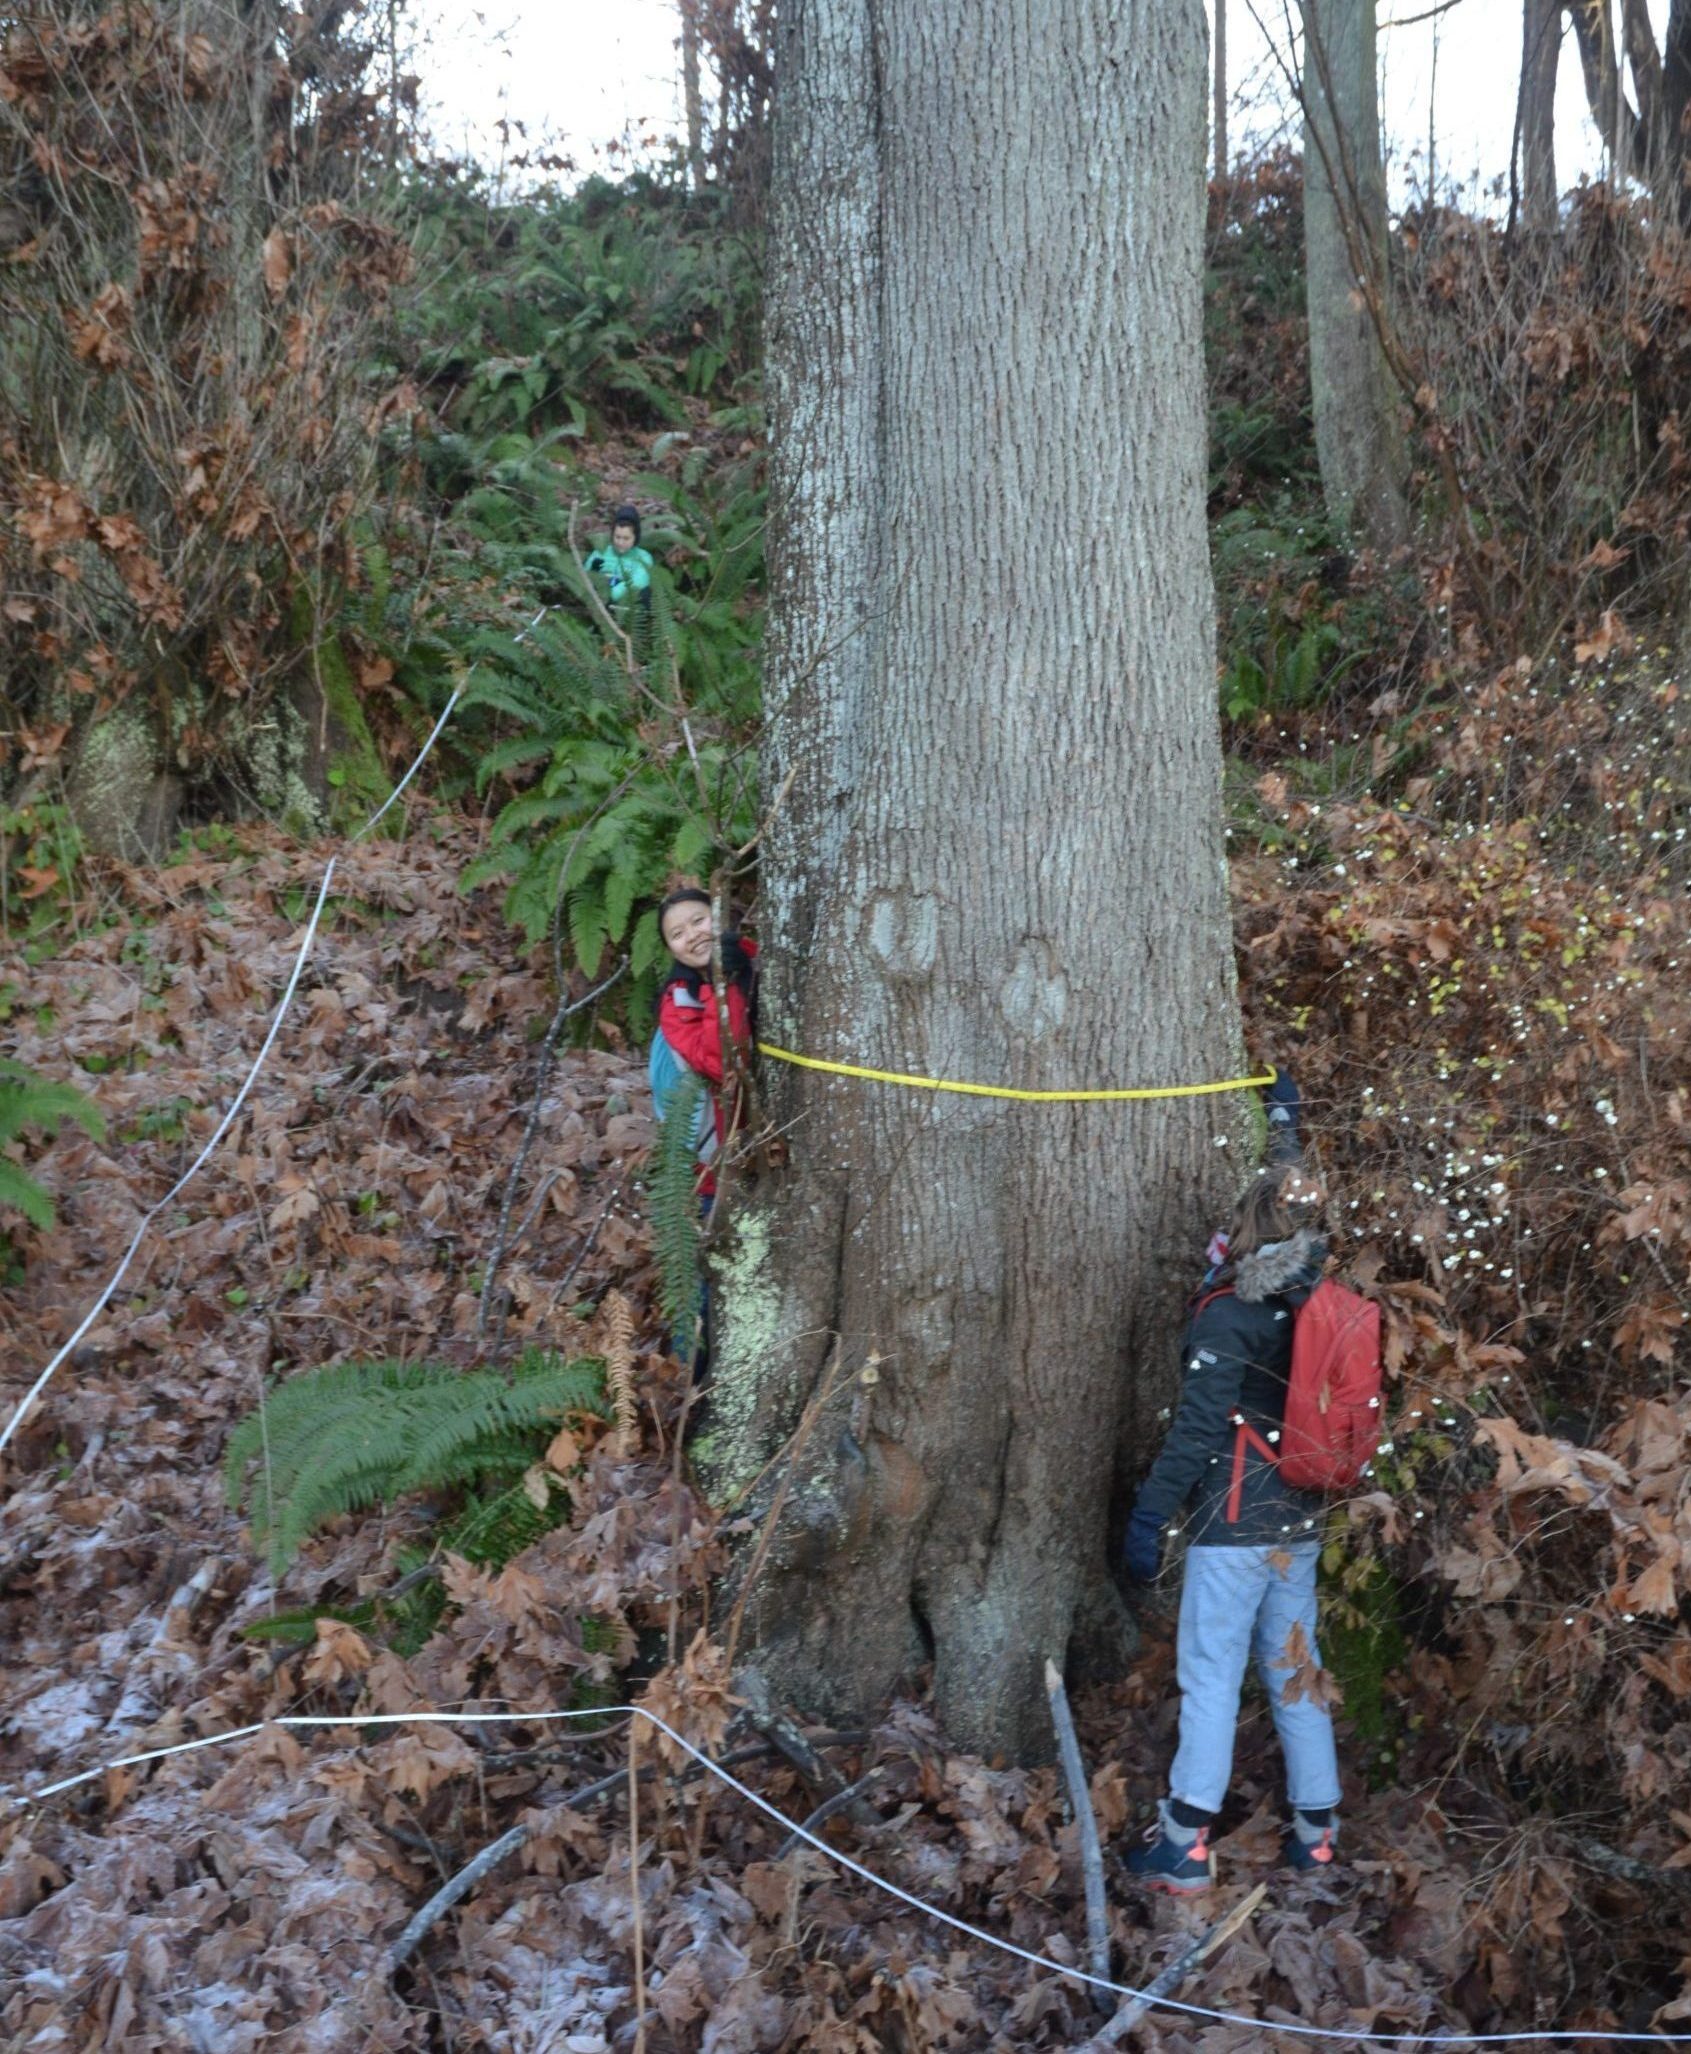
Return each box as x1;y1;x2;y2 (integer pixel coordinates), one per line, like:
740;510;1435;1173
656;976;750;1084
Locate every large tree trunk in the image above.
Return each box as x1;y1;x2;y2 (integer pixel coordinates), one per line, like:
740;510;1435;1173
1300;0;1410;552
711;0;1247;1764
1518;0;1563;233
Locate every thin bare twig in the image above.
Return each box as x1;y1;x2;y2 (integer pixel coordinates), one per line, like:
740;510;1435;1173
477;954;628;1347
544;1171;630;1312
628;1720;649;2054
775;1764;883;1860
1079;1883;1267;2049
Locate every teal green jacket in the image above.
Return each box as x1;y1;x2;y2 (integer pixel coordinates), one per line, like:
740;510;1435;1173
585;543;653;604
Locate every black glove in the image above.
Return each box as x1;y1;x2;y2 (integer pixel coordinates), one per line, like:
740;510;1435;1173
719;932;757;989
1122;1506;1162;1583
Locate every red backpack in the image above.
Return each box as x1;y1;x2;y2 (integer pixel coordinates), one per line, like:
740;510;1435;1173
1194;1277;1384;1511
1278;1279;1384;1491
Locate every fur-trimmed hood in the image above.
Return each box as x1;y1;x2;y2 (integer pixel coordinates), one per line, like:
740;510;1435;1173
1233;1226;1328;1303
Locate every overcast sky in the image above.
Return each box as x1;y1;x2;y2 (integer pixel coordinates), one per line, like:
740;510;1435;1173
413;1;1669;209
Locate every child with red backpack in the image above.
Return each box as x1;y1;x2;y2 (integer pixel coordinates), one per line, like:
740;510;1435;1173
648;887;757;1370
650;887;757;1199
1122;1121;1382;1894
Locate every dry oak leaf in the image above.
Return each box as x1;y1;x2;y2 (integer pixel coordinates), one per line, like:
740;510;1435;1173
1474;1415;1629;1503
1640;1636;1691;1700
262;226;294;296
268;1183;320;1232
1626;1549;1682;1617
544;1424;584;1476
1275;1619;1345;1708
303;1616;374;1688
636;1631;736;1768
376;1722;478;1803
1088;1759;1129;1838
1615;1299;1687;1369
1575;607;1634;665
1436;1540;1524;1601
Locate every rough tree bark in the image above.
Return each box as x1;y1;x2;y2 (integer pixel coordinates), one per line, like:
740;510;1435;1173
1518;0;1563;233
1299;0;1409;552
709;0;1248;1763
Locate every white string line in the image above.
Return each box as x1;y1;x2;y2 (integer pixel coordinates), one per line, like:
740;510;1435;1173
12;1704;1687;2049
351;681;465;842
0;865;337;1463
0;609;549;1467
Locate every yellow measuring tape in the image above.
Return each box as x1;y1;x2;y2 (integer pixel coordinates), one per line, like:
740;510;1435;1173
757;1043;1276;1104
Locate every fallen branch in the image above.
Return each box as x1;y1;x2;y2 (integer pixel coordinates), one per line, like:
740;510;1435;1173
1045;1656;1111;1990
775;1764;884;1861
389;1726;867;1970
390;1816;534;1969
1577;1839;1691;1892
734;1664;878;1830
1079;1881;1267;2048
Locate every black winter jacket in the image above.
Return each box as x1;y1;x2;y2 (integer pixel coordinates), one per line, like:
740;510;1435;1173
1134;1227;1330;1548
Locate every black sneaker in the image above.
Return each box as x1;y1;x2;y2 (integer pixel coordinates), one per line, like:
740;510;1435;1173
1126;1818;1216;1896
1282;1822;1338;1872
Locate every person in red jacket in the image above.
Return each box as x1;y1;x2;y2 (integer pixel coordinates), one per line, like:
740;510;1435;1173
652;887;757;1200
650;888;757;1376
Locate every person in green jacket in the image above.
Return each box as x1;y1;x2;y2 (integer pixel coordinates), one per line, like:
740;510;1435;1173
585;503;654;607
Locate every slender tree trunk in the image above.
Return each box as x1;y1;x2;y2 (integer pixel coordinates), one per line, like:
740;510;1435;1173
714;0;1247;1764
680;0;707;186
1518;0;1563;233
1620;0;1664;187
1299;0;1410;551
1668;0;1691;222
1568;0;1642;178
1214;0;1229;188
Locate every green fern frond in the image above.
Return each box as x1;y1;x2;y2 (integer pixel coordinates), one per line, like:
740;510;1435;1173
226;1352;605;1577
0;1061;105;1227
0;1160;54;1231
652;1069;706;1335
441;1473;563;1566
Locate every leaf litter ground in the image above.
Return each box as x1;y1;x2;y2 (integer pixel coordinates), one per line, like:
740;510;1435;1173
0;817;1684;2050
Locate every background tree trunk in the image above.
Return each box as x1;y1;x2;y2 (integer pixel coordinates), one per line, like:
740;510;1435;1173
1215;0;1229;188
1563;0;1691;216
713;0;1248;1764
680;0;707;186
1666;0;1691;214
1300;0;1410;552
1519;0;1563;232
1567;0;1642;176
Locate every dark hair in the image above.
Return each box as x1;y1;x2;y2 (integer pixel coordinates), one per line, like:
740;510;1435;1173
612;502;641;542
657;886;711;934
1229;1160;1323;1258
